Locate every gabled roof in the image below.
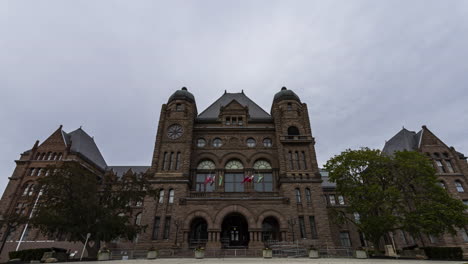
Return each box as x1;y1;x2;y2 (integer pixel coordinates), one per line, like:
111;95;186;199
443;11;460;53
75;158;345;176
107;166;150;177
382;128;422;155
197;92;271;121
63;128;107;170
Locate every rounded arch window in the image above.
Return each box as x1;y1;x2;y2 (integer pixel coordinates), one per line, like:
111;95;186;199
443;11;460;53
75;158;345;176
263;138;272;147
197;138;206;148
135;213;142;226
246;138;256;147
438;181;446;189
287;126;300;136
225;160;244;170
212;138;223;148
455;180;465;192
253;160;272;170
197;160;215;170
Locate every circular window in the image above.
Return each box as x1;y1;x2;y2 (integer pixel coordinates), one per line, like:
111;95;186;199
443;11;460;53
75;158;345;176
246;138;256;147
197;138;206;148
263;138;272;147
212;138;223;148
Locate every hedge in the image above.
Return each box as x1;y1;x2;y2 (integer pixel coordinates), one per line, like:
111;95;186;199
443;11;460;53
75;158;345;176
422;247;463;260
8;247;67;261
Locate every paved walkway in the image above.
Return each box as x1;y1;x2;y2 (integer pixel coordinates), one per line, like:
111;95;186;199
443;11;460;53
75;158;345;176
82;258;466;264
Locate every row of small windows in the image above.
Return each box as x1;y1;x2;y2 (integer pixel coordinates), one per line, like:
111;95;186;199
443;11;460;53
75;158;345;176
158;189;175;204
162;152;181;171
196;138;273;148
197;159;272;170
34;152;63;161
439;180;465;192
434;159;455;173
288;151;308;170
28;168;53;177
295;188;311;204
225;116;244;126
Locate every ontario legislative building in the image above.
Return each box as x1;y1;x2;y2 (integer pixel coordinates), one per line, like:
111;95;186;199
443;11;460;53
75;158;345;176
1;87;467;259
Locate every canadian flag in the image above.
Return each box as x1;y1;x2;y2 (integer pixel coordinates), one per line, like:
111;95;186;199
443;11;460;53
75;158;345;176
242;174;254;183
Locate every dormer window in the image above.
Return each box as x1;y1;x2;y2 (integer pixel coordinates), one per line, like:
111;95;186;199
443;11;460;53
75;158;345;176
287;103;292;110
175;103;183;111
224;116;245;126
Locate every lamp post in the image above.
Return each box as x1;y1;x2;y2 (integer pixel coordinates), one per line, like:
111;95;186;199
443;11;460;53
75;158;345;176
287;218;297;242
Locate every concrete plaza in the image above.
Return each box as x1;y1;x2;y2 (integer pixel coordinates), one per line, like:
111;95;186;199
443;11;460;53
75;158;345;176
82;258;466;264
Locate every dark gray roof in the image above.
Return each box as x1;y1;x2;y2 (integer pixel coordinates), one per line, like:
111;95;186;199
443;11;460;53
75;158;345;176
273;87;301;103
320;169;336;188
197;92;271;120
168;87;195;103
107;166;150;177
382;128;422;155
63;128;107;170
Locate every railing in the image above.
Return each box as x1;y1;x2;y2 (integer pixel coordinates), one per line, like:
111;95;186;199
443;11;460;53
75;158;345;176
188;192;281;199
109;245;354;259
280;135;314;142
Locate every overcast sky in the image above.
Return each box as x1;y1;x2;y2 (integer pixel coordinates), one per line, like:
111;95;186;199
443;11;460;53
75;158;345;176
1;0;467;192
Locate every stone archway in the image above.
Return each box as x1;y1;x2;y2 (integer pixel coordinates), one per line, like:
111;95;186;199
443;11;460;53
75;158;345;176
188;217;208;248
213;205;256;228
221;213;249;248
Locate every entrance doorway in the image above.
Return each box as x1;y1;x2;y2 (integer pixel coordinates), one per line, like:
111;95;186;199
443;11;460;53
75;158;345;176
189;217;208;248
221;213;249;248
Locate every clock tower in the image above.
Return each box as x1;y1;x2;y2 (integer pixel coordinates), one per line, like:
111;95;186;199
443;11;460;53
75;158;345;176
150;87;197;178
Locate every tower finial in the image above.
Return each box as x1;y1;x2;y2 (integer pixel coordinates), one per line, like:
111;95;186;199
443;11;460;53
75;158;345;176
281;86;287;91
224;90;227;94
181;87;187;91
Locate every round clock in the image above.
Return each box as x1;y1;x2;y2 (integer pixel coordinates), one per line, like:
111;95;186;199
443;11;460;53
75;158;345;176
167;124;183;139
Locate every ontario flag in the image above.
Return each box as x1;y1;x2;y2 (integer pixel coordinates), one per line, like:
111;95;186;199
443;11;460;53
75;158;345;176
242;174;254;183
204;174;216;186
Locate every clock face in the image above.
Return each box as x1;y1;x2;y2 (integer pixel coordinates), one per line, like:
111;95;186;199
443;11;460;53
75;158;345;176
167;124;183;139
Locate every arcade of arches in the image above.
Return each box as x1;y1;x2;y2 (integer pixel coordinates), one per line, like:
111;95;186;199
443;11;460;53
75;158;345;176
185;210;285;249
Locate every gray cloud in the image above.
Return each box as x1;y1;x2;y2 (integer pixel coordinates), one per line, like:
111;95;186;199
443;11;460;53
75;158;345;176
1;0;467;191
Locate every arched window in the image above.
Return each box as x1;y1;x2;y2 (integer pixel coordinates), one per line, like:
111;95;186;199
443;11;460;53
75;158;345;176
168;189;174;204
35;153;41;160
438;181;446;189
225;160;244;170
135;213;142;226
175;152;181;170
47;152;52;160
263;138;272;147
168;152;174;170
57;153;63;160
196;160;216;192
30;168;35;176
287;126;300;136
455;181;465;192
305;188;312;204
254;160;273;192
295;188;302;204
158;189;165;203
212;138;223;148
40;153;46;160
37;168;43;176
51;152;57;160
301;151;307;170
246;138;256;147
225;160;244;192
163;152;168;170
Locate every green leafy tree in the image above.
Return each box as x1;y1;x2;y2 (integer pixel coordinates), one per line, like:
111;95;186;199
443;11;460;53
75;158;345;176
324;148;468;248
31;162;154;258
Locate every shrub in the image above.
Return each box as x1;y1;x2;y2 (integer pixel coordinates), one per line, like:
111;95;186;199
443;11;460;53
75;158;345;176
8;248;67;261
422;247;463;260
9;248;51;261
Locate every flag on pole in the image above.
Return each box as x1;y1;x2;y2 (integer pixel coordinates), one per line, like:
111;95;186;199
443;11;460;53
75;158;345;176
256;173;264;183
210;175;216;186
242;174;254;183
204;174;215;185
218;175;223;186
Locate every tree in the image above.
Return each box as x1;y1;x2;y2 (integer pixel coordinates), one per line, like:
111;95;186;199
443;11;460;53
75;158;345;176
0;212;28;256
324;148;468;248
31;162;154;258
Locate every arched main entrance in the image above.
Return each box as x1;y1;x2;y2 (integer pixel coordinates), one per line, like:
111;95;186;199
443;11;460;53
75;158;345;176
189;217;208;248
262;216;280;242
221;213;249;248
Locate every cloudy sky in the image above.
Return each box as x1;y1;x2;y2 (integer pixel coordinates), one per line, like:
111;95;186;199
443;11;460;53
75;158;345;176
1;0;467;191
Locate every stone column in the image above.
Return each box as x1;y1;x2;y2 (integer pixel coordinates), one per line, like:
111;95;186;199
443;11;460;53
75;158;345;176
206;230;221;249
